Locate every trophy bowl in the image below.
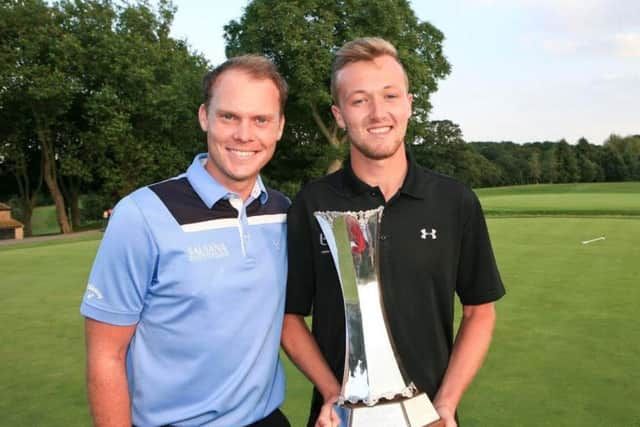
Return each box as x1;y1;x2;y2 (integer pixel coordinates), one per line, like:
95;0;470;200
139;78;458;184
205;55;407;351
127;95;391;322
315;207;443;427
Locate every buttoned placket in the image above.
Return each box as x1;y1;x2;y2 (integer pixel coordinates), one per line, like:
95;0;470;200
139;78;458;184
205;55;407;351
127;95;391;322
228;195;250;257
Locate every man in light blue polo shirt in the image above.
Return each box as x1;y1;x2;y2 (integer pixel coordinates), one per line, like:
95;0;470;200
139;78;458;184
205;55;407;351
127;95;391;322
81;55;291;427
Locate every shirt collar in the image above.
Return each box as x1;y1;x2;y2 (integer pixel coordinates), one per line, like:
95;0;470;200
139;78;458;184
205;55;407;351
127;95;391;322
250;175;269;204
399;149;426;199
186;153;268;208
342;158;372;196
341;149;425;200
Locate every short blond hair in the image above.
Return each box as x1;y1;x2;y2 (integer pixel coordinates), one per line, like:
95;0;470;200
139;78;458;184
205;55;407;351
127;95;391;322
202;54;288;114
331;37;408;101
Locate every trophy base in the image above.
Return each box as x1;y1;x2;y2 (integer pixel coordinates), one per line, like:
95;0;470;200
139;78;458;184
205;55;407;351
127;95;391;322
341;392;444;427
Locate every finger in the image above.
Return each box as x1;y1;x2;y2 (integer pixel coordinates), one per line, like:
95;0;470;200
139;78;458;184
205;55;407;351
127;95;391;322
316;416;332;427
331;412;341;427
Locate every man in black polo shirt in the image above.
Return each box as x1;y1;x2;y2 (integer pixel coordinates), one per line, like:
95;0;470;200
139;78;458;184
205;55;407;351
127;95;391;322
281;37;505;427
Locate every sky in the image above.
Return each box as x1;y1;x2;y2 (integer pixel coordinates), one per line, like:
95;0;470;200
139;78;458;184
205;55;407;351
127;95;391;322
168;0;640;144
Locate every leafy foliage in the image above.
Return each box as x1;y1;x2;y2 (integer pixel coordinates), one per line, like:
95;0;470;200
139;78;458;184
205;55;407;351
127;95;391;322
224;0;451;184
469;134;639;187
0;0;207;232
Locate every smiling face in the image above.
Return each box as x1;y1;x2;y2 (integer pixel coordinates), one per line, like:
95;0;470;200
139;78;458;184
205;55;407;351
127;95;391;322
198;69;284;199
331;55;412;163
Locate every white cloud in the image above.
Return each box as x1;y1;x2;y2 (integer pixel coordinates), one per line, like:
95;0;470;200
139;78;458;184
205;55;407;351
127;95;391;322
542;38;581;55
614;32;640;58
431;63;640;144
539;32;640;58
463;0;640;59
601;71;640;81
465;0;640;32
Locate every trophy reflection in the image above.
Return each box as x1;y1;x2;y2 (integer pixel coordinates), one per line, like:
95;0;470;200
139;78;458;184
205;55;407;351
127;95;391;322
315;207;444;427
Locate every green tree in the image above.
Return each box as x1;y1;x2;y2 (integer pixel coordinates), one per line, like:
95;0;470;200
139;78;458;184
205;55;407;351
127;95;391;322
554;140;579;183
527;148;542;184
575;138;603;182
0;94;43;236
1;0;207;232
604;134;640;181
413;121;501;188
1;0;77;233
422;119;464;145
412;120;465;177
601;144;628;181
224;0;450;176
70;0;207;203
472;142;532;185
540;144;558;183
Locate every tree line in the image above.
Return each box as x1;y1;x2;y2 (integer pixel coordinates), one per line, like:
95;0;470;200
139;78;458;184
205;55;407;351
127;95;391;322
1;0;638;236
411;120;640;189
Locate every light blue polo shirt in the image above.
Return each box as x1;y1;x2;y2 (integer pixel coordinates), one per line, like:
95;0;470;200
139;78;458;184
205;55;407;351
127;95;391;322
81;153;289;426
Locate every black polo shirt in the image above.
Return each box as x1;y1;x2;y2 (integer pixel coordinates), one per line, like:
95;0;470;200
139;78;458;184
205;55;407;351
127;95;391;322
285;153;505;424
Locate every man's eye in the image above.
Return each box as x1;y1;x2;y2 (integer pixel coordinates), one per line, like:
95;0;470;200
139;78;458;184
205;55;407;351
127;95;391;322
256;116;268;124
222;113;234;121
385;93;398;100
351;98;365;106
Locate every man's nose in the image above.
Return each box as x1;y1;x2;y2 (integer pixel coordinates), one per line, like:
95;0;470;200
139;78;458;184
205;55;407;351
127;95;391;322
369;96;385;121
233;120;253;142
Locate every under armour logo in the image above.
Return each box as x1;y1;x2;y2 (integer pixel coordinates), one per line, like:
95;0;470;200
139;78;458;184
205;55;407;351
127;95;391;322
420;228;437;240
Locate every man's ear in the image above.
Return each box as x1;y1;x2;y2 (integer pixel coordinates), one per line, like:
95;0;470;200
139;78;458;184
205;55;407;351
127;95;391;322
198;104;209;132
331;104;346;129
277;114;285;140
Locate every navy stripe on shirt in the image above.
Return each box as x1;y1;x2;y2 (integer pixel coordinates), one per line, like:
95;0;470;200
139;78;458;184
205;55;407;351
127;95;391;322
149;177;289;226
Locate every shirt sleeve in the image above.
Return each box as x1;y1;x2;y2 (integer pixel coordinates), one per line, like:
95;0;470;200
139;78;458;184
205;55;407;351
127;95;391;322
80;194;158;325
456;191;506;305
285;193;315;316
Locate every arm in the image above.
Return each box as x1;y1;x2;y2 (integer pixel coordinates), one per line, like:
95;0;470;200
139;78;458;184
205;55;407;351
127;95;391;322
281;314;341;427
85;318;137;427
433;302;496;427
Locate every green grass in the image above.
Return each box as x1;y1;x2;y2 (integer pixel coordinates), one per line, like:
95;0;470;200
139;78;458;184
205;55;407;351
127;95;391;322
459;217;640;426
476;182;640;216
2;182;640;426
0;238;98;426
0;230;103;253
476;182;640;196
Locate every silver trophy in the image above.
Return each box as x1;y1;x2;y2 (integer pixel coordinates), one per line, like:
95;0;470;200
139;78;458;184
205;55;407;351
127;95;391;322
315;207;444;427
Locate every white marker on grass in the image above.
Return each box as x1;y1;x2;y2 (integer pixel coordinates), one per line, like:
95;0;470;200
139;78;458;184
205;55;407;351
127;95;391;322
581;236;605;245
